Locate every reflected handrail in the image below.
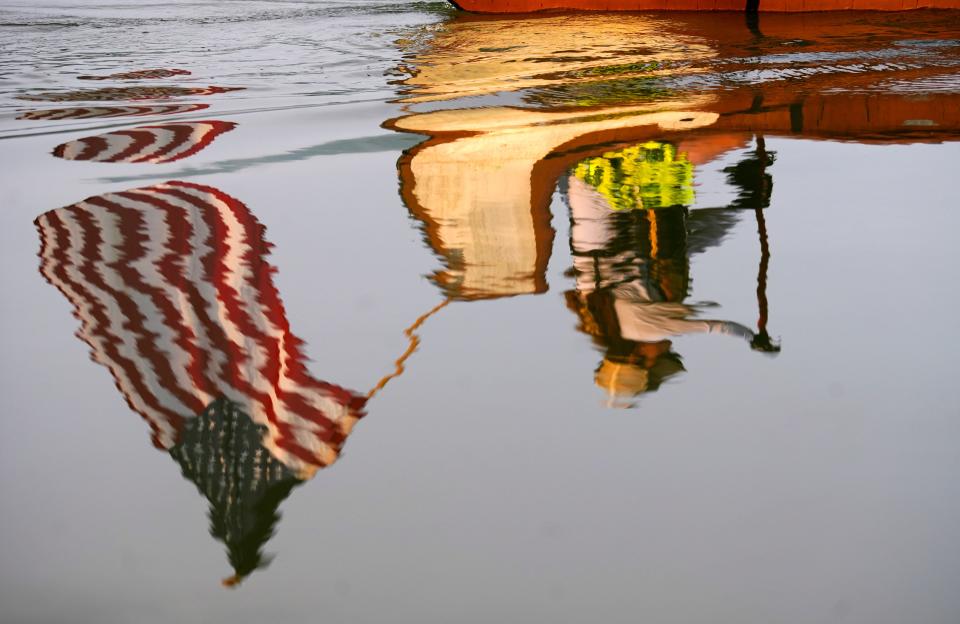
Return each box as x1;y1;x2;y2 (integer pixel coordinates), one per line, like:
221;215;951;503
563;135;781;403
366;298;452;401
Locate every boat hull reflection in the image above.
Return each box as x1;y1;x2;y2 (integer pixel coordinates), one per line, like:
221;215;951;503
450;0;960;13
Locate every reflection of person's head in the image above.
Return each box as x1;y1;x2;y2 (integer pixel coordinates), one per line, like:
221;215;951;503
565;291;686;399
595;343;686;398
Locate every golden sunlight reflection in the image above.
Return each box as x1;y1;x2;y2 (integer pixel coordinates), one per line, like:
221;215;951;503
397;14;712;103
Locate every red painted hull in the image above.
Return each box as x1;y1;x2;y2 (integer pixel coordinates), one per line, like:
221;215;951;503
451;0;960;11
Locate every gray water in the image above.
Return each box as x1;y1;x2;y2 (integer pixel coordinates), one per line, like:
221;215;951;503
1;2;959;623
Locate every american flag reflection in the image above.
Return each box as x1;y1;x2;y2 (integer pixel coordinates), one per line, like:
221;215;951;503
52;121;236;163
35;181;366;478
19;85;242;102
77;68;192;81
18;104;209;121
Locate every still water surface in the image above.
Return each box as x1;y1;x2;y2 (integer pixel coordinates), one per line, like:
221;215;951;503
1;2;959;623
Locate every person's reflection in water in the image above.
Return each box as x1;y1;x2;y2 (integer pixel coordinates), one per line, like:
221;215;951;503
35;182;366;586
564;140;777;406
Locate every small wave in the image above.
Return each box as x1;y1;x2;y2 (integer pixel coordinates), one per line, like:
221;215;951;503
0;21;80;28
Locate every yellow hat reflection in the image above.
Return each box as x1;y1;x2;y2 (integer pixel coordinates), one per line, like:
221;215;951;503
594;349;687;400
596;359;651;397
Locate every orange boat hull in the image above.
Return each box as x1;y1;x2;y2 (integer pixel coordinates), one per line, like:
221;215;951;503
450;0;960;11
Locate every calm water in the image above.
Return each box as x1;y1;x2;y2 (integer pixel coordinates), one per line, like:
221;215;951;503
1;1;959;622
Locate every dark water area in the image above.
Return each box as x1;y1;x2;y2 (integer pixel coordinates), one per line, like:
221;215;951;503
1;1;959;622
